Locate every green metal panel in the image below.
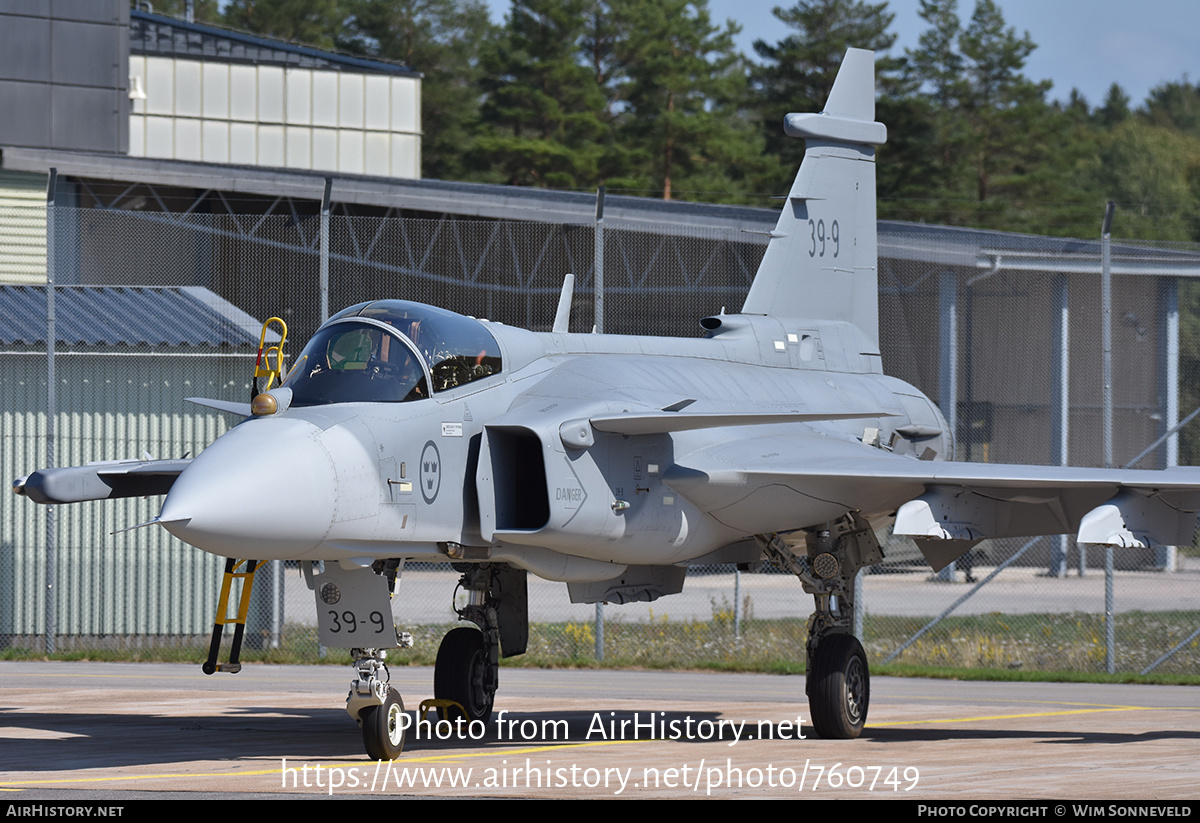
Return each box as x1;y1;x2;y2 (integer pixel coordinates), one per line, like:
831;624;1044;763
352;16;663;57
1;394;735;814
2;352;249;640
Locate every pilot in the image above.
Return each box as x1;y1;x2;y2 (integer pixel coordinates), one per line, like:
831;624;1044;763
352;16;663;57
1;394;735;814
327;328;372;371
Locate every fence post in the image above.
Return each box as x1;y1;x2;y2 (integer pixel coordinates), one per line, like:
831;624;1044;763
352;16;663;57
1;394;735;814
1157;277;1180;572
44;168;57;655
320;178;332;323
271;559;282;649
1085;203;1116;578
594;186;605;333
1101;201;1115;471
594;602;604;661
936;269;958;582
1105;546;1115;674
734;568;742;640
1050;274;1070;577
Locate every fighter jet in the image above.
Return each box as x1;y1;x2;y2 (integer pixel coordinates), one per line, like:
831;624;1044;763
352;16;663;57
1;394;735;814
16;49;1200;760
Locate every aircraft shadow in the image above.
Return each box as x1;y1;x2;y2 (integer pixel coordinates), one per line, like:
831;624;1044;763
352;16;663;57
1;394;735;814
5;704;1196;775
0;706;745;771
1;705;362;770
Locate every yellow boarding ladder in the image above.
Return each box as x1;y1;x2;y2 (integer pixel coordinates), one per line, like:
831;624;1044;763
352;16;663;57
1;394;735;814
202;558;266;675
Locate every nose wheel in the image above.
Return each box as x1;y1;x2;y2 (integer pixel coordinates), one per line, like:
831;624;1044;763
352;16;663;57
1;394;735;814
361;687;406;760
434;627;496;722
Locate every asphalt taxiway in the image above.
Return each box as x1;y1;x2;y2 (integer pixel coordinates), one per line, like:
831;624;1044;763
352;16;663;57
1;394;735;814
1;662;1197;799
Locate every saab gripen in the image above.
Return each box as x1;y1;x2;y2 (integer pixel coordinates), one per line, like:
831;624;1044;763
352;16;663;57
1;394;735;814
18;49;1200;760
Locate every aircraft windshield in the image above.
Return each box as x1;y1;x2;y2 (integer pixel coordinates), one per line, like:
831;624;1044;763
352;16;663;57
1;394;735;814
329;300;502;393
282;302;503;407
283;322;429;406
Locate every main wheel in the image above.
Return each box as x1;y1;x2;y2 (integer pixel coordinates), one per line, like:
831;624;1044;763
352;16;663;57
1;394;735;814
807;634;870;739
434;627;494;723
361;687;405;760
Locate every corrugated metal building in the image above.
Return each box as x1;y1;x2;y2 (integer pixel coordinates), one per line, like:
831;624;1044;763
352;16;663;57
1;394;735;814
1;285;266;643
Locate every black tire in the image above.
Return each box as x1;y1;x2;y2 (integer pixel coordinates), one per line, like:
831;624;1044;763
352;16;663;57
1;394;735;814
434;627;494;723
361;687;405;760
807;634;870;739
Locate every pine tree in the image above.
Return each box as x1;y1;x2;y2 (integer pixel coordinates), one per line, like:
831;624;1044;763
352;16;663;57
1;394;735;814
1143;79;1200;135
221;0;345;49
605;0;760;201
1086;120;1200;240
899;0;1066;229
957;0;1050;207
475;0;608;188
899;0;969;212
1096;83;1131;128
750;0;901;194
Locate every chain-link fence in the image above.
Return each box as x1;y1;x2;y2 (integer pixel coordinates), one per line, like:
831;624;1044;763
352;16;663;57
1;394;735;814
2;202;1198;675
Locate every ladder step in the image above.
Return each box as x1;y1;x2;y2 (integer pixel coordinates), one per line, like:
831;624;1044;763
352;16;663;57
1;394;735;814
202;558;261;675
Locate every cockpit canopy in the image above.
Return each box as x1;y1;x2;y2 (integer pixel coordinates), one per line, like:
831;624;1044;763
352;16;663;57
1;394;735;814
282;300;502;407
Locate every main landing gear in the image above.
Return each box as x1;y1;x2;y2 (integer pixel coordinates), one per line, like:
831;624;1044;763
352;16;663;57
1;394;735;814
432;564;528;723
758;513;881;739
435;626;493;722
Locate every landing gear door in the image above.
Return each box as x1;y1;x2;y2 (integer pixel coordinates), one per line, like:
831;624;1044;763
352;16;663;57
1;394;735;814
307;562;399;648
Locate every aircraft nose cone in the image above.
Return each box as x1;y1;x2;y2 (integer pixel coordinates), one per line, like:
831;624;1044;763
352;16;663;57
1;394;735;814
159;417;337;558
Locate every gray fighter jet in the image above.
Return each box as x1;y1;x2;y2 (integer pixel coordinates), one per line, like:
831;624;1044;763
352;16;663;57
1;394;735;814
17;49;1200;759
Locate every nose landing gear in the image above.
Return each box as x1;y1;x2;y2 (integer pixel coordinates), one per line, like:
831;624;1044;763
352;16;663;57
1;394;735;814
360;684;406;761
305;559;527;759
347;647;411;760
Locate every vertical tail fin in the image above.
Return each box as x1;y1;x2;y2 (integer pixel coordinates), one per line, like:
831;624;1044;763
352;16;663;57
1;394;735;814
741;48;887;346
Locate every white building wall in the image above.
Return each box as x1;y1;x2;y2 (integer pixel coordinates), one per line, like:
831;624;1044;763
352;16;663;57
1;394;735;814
128;55;421;178
0;171;49;285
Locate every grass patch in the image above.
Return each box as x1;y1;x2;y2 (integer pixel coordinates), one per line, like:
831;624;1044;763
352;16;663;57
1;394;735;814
864;610;1200;675
3;608;1198;685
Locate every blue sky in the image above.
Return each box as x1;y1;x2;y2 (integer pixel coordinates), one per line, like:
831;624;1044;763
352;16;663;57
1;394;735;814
484;0;1200;108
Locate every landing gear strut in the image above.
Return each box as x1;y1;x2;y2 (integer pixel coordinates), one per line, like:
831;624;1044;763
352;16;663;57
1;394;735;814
305;558;525;758
760;513;881;739
433;563;528;723
305;559;413;760
347;647;410;760
434;565;500;722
